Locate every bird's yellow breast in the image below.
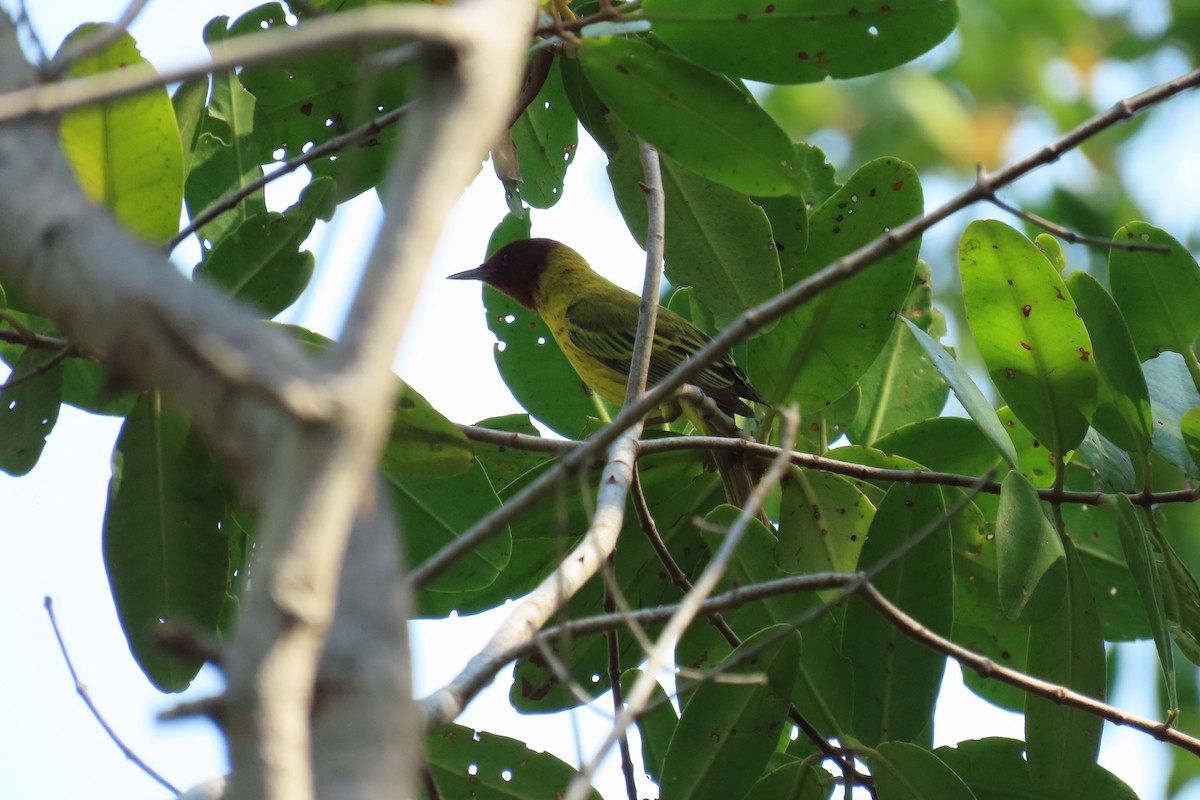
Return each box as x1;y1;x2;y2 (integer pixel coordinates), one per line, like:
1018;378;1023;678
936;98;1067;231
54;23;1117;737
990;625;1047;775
533;256;638;405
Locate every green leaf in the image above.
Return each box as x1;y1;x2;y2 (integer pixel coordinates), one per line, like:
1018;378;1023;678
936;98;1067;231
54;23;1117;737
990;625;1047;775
579;36;806;196
959;220;1097;455
194;177;334;317
237;4;414;202
849;263;950;445
873;416;1002;478
1151;521;1200;666
843;484;952;746
390;461;510;611
184;14;268;245
1025;537;1105;790
1109;222;1200;367
1109;495;1176;709
746;158;921;412
425;724;602;800
936;738;1138;800
870;742;976;800
1144;352;1200;477
57;24;183;244
1185;407;1200;473
510;58;578;209
1068;271;1153;458
903;318;1018;469
642;0;959;84
103;394;234;691
659;626;801;800
775;469;874;593
470;414;554;494
0;348;63;476
745;760;833;800
994;470;1065;623
380;383;474;478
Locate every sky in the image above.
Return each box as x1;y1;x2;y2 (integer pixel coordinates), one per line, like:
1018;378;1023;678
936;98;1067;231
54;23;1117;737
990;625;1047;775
0;1;1194;799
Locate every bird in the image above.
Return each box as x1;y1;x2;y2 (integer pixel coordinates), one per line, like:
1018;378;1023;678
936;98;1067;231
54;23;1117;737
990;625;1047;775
447;238;765;422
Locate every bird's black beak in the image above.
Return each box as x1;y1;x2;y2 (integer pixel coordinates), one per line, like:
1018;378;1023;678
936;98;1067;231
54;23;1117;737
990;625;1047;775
447;264;492;281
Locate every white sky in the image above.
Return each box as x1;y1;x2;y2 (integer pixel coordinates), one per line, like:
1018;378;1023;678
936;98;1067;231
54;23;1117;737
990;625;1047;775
0;1;1193;799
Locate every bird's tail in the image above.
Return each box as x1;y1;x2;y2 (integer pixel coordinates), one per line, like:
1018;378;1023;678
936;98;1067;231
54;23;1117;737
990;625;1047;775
677;387;772;529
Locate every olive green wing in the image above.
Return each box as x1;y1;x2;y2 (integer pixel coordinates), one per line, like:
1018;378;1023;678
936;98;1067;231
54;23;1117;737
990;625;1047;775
564;298;762;417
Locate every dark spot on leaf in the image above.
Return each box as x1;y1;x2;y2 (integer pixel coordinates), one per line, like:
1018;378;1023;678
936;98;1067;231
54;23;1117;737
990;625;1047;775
1031;440;1041;448
832;226;841;234
1056;288;1065;300
1022;304;1032;316
615;65;629;75
1005;367;1016;379
858;322;866;329
849;7;859;14
798;51;809;60
1007;279;1013;285
904;499;914;507
300;102;313;116
869;188;877;197
891;181;904;191
1079;347;1091;361
1021;342;1031;350
765;3;776;12
736;12;748;20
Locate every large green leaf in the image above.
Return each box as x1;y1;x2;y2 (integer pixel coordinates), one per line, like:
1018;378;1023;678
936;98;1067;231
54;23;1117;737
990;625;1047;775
1025;537;1105;790
870;742;975;800
959;221;1097;455
579;36;807;196
642;0;959;84
57;24;183;244
872;416;1002;477
994;470;1065;623
183;13;268;246
746;158;921;412
843;483;951;746
935;738;1138;800
194;177;334;317
775;468;874;590
510;58;578;209
1109;222;1200;370
744;760;833;800
848;262;950;445
103;394;234;691
425;724;602;800
903;318;1018;469
390;460;510;610
620;669;678;786
1068;271;1153;458
0;348;63;476
659;626;801;800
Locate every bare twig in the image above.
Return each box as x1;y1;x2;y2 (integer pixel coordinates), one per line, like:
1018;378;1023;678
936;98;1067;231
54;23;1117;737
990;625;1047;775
602;559;639;800
565;406;802;800
0;346;69;391
859;583;1200;756
43;597;180;795
980;182;1170;254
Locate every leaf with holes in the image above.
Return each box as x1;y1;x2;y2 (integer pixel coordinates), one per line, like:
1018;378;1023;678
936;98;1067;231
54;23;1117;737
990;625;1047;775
642;0;959;84
745;158;921;412
959;221;1097;455
510;59;578;209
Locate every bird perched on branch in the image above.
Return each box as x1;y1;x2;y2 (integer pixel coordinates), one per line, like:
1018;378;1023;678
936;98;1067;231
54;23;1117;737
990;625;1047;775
447;238;764;422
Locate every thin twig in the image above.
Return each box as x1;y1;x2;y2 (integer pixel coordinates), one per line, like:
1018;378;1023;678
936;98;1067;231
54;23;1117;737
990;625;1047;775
43;597;180;795
859;583;1200;756
0;346;69;391
565;407;802;800
981;185;1171;254
603;558;639;800
168;101;414;251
